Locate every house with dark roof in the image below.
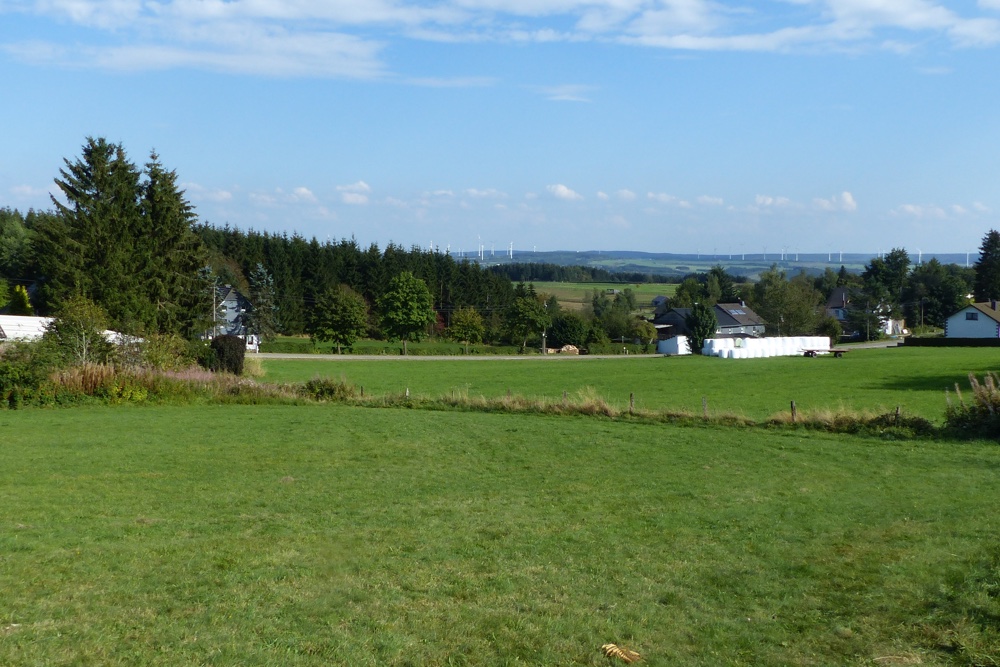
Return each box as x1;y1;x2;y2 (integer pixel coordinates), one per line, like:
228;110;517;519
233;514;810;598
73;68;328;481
826;286;850;325
651;302;766;340
945;301;1000;338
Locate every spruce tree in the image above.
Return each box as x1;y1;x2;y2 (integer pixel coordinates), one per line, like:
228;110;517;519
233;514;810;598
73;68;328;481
36;139;204;335
140;151;204;334
974;230;1000;302
38;137;142;324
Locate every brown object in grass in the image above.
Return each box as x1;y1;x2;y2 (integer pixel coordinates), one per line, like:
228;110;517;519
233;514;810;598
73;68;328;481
601;643;641;663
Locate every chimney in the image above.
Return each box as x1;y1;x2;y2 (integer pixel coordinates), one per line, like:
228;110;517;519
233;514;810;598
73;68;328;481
992;299;997;311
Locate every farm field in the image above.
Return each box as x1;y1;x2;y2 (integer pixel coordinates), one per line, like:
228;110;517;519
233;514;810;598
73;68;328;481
2;405;999;666
531;281;676;313
260;346;1000;423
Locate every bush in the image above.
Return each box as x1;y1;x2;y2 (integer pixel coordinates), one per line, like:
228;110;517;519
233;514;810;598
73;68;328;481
300;377;357;401
209;335;246;376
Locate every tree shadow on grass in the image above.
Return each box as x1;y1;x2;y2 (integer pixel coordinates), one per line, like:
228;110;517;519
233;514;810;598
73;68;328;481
878;374;980;393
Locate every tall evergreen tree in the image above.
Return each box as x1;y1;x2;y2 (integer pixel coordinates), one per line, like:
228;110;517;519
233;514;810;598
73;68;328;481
35;138;203;335
245;262;279;342
139;151;204;334
974;230;1000;302
38;137;142;322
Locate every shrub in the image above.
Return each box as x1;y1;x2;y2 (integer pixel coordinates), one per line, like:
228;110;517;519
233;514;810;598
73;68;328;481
209;335;246;376
300;377;357;402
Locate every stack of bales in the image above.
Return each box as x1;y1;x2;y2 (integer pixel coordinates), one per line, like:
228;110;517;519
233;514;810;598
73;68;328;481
701;336;830;359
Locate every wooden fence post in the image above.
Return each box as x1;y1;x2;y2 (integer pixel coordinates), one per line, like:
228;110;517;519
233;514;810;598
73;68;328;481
702;396;708;420
629;392;635;416
791;400;797;423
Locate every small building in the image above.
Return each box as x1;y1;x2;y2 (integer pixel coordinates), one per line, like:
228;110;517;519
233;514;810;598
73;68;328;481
945;301;1000;338
825;287;850;325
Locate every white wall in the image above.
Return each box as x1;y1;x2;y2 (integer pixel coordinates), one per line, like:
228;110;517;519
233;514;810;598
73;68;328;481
946;307;1000;338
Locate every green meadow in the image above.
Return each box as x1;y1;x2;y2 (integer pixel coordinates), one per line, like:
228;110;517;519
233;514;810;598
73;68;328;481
2;405;1000;666
261;347;1000;423
531;281;675;313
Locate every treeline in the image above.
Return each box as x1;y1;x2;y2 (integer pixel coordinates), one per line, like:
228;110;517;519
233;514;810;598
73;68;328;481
193;225;519;335
488;262;675;284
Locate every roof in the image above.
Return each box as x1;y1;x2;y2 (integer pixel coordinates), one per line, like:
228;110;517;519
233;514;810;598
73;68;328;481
960;302;1000;324
715;302;765;328
826;287;850;309
0;315;53;342
650;303;766;330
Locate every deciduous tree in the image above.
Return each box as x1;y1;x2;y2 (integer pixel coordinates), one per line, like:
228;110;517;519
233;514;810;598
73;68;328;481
505;293;551;350
447;306;484;354
377;272;436;355
309;285;369;353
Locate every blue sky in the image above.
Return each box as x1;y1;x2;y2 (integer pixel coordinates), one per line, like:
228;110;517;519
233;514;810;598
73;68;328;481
1;0;999;255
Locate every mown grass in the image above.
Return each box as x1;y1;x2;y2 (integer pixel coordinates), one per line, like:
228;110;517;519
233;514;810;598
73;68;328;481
261;346;1000;423
1;405;999;666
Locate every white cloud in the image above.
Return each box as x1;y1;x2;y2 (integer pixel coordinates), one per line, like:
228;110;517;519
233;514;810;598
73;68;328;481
547;183;582;200
648;191;690;207
183;182;233;202
6;0;1000;80
249;192;277;206
891;203;947;218
340;192;369;205
754;194;792;208
291;186;317;203
697;195;723;206
814;191;857;212
616;188;636;201
597;191;609;200
464;187;507;198
338;180;371;205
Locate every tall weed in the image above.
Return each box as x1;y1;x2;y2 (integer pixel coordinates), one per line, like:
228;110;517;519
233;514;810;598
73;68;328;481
945;373;1000;438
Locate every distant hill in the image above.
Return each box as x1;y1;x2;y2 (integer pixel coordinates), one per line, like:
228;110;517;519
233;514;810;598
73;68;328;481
460;250;977;281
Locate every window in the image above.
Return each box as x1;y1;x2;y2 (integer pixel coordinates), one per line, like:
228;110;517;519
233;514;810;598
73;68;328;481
967;312;979;321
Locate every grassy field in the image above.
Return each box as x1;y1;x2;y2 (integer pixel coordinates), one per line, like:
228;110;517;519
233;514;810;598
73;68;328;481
2;404;1000;666
531;282;676;313
260;346;1000;423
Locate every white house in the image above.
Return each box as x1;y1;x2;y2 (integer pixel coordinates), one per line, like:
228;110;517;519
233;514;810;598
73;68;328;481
945;302;1000;338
